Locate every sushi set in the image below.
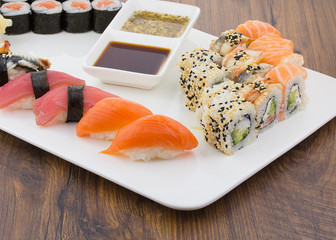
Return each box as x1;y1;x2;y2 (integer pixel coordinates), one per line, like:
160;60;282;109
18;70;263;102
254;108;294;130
0;0;122;34
1;0;336;210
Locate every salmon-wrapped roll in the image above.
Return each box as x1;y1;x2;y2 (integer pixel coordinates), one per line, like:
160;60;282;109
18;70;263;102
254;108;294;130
265;63;307;120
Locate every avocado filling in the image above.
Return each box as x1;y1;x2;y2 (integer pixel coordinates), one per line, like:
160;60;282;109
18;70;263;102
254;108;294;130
231;115;251;146
259;97;276;129
287;84;301;113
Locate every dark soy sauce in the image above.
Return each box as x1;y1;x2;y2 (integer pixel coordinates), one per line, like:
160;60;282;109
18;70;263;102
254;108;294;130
94;42;170;75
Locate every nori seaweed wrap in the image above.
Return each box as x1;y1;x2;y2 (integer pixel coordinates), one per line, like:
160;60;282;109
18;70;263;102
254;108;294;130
66;85;84;122
92;0;121;33
0;2;31;35
31;0;62;34
62;0;92;33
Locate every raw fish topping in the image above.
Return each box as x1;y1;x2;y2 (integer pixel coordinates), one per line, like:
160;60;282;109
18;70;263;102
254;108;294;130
178;20;307;155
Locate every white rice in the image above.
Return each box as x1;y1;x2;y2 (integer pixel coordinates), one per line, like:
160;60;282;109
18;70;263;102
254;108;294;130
63;0;92;13
121;147;181;161
8;95;34;109
89;130;117;141
92;0;121;11
0;2;31;16
31;0;62;14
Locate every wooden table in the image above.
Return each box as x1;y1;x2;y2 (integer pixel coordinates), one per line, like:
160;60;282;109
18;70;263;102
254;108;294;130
1;0;336;239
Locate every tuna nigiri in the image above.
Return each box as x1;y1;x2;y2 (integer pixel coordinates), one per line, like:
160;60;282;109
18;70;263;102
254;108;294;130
261;47;304;66
265;63;307;120
248;33;294;52
102;115;198;161
236;20;282;40
33;85;119;126
0;70;85;109
76;98;153;140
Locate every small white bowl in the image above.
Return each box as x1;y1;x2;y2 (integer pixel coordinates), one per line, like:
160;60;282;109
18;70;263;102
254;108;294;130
82;0;200;89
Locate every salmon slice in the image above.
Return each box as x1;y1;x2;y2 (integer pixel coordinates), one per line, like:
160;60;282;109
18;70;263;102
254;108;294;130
35;0;60;8
0;70;85;109
71;1;89;9
4;2;24;10
265;63;307;86
102;114;198;156
33;85;118;126
236;20;281;40
76;98;153;139
261;47;304;66
248;33;294;52
96;0;115;8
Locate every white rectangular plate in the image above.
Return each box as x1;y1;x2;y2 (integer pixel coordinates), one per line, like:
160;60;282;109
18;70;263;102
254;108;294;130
1;29;336;210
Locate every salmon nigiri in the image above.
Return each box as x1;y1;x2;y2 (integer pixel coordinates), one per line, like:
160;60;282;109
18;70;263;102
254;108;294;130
261;47;304;66
236;20;281;40
265;63;307;120
248;33;294;52
0;70;85;109
76;98;153;140
102;115;198;161
33;85;119;126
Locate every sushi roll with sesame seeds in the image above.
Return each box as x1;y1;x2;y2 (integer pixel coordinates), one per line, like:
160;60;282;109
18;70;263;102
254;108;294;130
177;47;224;72
221;47;263;81
199;83;258;155
252;82;283;130
231;63;274;84
179;62;227;111
209;30;252;56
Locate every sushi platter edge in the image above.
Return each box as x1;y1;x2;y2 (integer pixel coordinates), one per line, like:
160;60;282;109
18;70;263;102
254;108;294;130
0;29;336;210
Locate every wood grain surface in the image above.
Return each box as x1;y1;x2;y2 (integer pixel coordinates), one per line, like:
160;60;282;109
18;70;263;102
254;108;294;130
1;0;336;239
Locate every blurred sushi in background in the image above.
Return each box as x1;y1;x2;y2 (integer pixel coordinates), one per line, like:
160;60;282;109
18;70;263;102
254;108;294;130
31;0;62;34
0;2;30;34
62;0;92;33
92;0;121;33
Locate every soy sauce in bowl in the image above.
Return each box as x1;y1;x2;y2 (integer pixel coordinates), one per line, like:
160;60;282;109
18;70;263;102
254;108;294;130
94;41;171;75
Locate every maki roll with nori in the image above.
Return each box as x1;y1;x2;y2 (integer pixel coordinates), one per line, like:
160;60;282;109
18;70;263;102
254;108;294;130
62;0;92;33
31;0;62;34
0;2;31;35
92;0;121;33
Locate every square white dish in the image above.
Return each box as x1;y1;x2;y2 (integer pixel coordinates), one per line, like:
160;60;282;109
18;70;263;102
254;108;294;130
82;0;200;89
1;29;336;210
